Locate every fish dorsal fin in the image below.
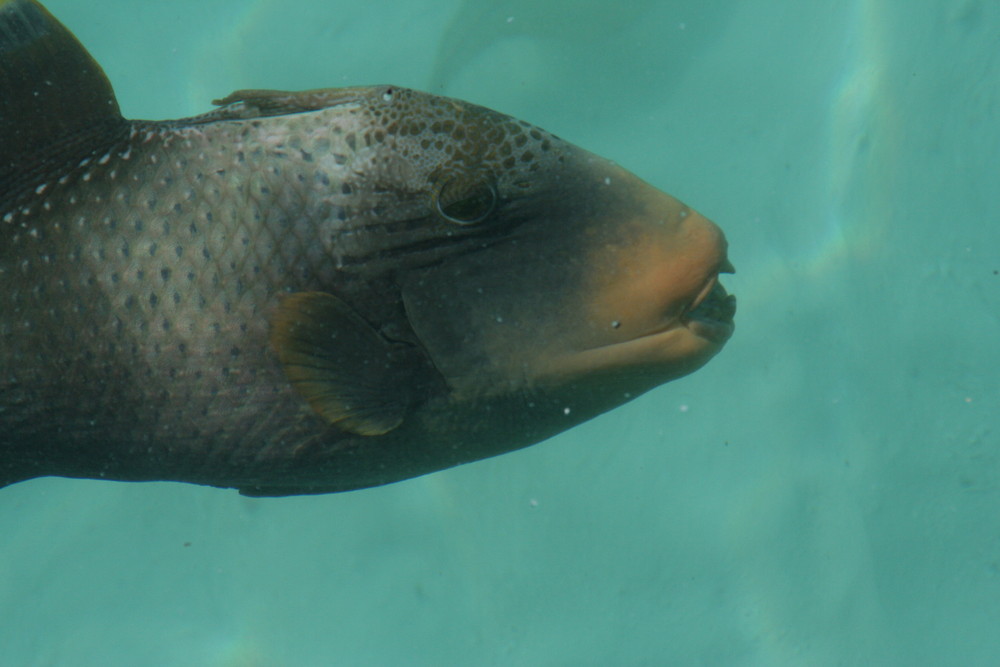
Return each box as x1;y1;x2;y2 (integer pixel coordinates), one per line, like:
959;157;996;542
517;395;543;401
0;0;127;200
270;292;413;436
198;87;374;122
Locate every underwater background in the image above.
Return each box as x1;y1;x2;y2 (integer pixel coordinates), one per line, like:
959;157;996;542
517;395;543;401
2;0;999;664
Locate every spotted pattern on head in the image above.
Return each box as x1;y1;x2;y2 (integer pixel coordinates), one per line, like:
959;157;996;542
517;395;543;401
351;87;565;200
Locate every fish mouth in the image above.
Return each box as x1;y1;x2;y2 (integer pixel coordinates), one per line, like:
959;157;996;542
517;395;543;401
534;258;735;388
681;262;736;343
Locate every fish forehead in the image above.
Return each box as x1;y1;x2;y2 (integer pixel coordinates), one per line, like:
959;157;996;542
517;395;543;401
274;86;567;183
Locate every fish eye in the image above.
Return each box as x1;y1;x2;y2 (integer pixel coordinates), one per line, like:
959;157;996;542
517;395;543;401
433;174;498;225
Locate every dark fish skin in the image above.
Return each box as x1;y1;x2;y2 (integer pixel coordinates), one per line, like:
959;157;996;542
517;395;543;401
0;1;735;496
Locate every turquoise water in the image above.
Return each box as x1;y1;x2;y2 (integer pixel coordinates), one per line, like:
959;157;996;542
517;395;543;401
2;0;999;664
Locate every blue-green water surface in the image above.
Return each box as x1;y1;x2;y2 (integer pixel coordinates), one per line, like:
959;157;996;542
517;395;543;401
2;1;999;664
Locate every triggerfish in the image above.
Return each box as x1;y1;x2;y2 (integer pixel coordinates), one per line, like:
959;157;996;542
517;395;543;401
0;0;735;496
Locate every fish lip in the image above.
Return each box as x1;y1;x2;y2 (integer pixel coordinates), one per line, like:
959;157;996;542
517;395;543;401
679;254;736;343
684;255;734;314
637;275;735;345
634;257;736;345
682;279;736;342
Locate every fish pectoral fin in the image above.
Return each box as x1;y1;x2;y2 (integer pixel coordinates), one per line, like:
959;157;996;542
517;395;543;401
270;292;411;436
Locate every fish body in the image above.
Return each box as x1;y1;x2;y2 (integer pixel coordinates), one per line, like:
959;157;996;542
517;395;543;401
0;0;735;496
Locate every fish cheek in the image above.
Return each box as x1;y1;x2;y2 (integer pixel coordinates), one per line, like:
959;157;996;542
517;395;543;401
399;243;587;398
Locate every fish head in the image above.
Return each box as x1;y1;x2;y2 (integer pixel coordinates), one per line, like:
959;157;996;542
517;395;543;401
270;86;734;450
356;88;737;416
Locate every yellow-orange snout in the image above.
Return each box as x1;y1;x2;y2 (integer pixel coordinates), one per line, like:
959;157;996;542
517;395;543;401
558;196;735;387
594;203;734;339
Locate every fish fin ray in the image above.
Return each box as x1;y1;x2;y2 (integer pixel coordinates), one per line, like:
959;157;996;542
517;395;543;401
270;291;411;436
